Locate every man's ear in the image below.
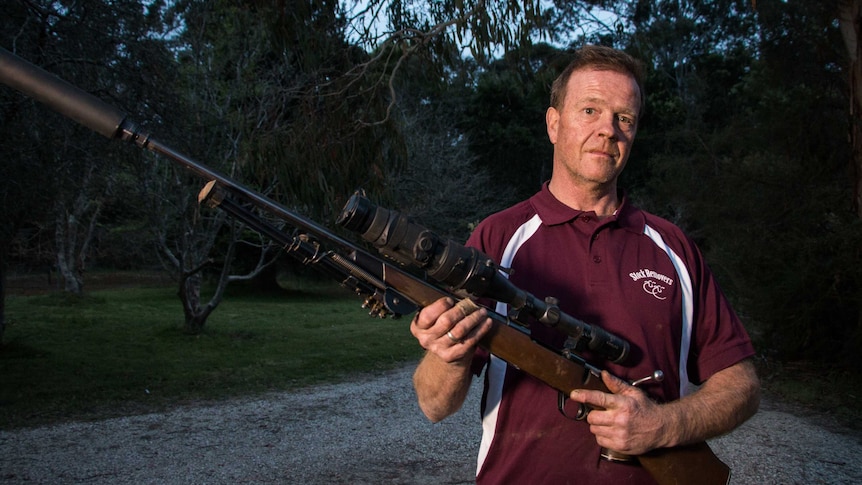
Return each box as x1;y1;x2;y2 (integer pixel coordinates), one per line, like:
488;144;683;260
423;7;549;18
546;106;559;144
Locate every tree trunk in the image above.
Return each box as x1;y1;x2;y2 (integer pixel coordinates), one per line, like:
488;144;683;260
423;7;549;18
0;254;6;346
55;207;84;295
54;190;102;296
178;271;213;334
838;0;862;368
839;0;862;217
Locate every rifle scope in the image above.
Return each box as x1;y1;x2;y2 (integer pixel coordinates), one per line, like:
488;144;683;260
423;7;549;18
337;193;630;364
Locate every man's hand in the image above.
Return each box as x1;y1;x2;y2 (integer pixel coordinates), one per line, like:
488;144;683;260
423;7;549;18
569;360;760;456
411;297;492;363
411;297;493;422
569;371;667;455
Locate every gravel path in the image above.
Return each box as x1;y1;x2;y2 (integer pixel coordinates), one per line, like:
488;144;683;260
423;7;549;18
1;364;860;484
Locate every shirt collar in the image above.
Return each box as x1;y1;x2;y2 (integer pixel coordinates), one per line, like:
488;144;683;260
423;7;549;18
530;182;645;233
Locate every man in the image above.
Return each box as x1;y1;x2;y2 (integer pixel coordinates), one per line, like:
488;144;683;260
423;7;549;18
410;45;760;484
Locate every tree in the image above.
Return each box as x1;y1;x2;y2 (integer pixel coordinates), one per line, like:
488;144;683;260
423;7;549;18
135;0;288;333
385;53;513;241
0;51;55;343
141;154;277;334
0;0;178;298
458;42;566;201
839;0;862;218
238;0;560;215
148;0;566;332
1;0;177;345
838;0;862;368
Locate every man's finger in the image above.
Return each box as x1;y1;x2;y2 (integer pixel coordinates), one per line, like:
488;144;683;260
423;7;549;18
569;388;613;410
412;297;456;330
601;370;632;394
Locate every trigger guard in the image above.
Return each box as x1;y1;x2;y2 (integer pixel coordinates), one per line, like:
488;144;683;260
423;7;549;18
557;392;588;421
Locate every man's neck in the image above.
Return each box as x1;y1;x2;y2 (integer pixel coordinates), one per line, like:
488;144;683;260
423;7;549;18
548;179;620;217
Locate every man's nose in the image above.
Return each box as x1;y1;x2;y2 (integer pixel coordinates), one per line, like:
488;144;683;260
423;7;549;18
597;114;619;140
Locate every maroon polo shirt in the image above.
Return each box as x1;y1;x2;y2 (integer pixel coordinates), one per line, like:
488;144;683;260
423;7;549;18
466;183;754;485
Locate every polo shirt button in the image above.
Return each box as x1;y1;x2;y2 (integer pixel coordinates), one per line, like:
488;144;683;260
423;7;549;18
593;256;602;263
581;215;592;222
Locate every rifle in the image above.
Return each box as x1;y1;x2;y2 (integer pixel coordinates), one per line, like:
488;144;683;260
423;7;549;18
0;47;730;485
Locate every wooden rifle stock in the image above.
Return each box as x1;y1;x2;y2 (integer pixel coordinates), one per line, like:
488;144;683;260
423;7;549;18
0;46;730;485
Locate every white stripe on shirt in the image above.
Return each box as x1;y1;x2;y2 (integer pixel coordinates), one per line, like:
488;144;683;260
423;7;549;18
476;214;543;476
643;224;695;397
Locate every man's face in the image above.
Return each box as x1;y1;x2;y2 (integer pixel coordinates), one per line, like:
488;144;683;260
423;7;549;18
546;68;641;191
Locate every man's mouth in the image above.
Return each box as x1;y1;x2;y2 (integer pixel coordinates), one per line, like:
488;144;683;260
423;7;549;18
587;149;617;159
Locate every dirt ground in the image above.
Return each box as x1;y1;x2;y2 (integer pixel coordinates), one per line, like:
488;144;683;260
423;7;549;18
1;364;861;485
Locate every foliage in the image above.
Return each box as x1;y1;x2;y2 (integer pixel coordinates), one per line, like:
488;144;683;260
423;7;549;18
714;5;862;364
459;42;567;201
168;0;401;220
348;0;550;64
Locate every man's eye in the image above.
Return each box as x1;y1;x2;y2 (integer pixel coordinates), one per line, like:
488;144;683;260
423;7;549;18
584;108;595;115
618;115;634;125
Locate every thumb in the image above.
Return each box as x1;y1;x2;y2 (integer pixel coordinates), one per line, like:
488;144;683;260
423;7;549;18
601;370;632;395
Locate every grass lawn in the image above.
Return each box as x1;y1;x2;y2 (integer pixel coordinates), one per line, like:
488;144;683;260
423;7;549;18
0;281;423;429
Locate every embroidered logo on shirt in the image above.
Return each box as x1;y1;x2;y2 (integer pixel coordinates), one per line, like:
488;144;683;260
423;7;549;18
628;268;674;300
